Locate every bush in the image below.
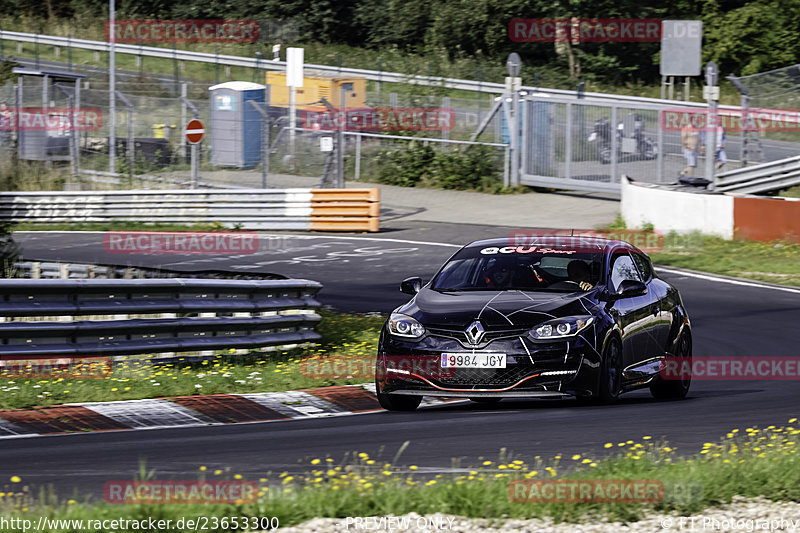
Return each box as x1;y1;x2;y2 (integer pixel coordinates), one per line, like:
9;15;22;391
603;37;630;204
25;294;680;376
374;141;501;191
374;140;436;187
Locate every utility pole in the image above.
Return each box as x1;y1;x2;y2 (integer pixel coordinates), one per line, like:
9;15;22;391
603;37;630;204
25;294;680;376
109;0;116;174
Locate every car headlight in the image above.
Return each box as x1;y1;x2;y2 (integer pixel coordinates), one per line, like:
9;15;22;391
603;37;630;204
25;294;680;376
388;313;426;339
530;316;594;340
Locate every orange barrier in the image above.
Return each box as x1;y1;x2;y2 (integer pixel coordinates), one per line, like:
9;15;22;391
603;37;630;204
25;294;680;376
733;197;800;243
310;188;380;232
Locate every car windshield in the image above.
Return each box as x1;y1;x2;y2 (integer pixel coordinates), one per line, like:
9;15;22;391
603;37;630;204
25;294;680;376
432;245;605;292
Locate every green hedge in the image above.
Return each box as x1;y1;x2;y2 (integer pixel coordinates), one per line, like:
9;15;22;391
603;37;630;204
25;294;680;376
373;141;502;191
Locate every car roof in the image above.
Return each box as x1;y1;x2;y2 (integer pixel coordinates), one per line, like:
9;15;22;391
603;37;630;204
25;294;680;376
462;236;641;254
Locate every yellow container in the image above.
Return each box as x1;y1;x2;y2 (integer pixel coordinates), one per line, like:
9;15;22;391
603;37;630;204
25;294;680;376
265;72;366;110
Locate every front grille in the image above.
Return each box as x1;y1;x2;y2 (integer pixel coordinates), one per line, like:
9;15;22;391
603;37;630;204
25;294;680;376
427;326;531;347
433;364;538;388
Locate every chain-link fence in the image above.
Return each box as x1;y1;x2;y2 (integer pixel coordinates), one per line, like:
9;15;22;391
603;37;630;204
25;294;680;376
3;69;509;191
728;65;800;166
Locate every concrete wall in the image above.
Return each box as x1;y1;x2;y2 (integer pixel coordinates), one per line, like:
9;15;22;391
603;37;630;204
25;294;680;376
621;176;734;239
734;197;800;243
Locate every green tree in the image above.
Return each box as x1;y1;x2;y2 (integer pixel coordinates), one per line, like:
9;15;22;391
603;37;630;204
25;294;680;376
702;0;800;76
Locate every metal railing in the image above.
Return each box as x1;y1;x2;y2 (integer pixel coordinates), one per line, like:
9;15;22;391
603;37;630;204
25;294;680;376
12;261;286;280
0;278;322;360
0;30;742;105
715;154;800;194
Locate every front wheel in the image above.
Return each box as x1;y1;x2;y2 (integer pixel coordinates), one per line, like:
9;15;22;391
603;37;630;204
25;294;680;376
650;332;692;400
595;338;622;404
375;379;422;411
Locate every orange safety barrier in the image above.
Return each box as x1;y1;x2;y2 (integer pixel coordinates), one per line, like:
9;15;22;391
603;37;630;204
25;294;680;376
310;188;380;232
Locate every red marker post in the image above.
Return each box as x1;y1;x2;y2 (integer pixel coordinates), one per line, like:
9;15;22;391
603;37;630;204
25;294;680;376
185;119;204;188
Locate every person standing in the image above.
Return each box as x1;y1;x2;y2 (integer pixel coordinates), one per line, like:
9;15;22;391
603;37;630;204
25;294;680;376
714;124;727;170
680;120;701;176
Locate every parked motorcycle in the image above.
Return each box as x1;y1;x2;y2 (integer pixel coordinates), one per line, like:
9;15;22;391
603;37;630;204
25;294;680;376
588;113;657;164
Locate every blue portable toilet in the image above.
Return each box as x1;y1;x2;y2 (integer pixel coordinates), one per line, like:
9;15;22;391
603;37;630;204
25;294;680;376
209;81;265;167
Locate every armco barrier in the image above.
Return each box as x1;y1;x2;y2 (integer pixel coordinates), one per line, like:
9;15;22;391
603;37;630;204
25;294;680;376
621;176;800;243
13;261;287;280
0;278;322;360
0;188;380;232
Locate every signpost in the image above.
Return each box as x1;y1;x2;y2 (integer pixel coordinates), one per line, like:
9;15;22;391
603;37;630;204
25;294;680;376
185;118;204;189
286;47;304;169
506;53;522;186
660;20;702;100
705;61;719;190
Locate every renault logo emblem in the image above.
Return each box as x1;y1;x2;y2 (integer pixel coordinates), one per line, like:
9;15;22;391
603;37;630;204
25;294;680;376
465;321;485;345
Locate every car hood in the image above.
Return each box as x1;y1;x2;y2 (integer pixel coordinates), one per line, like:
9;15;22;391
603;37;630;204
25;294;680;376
397;288;597;329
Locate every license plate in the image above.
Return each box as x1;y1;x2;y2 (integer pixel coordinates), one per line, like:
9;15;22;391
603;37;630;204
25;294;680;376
441;353;506;368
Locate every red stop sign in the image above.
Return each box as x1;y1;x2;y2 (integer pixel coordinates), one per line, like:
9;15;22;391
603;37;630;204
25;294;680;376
185;119;205;144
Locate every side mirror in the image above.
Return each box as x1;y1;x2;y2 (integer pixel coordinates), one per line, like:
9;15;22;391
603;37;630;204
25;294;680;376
615;279;648;299
400;277;423;295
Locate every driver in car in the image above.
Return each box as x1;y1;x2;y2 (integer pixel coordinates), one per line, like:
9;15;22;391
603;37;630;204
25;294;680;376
567;260;595;291
484;258;516;289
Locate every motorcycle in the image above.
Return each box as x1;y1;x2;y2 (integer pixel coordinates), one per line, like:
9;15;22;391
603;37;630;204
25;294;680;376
587;113;657;164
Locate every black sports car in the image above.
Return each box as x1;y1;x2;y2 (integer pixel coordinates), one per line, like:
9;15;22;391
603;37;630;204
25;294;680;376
375;236;692;411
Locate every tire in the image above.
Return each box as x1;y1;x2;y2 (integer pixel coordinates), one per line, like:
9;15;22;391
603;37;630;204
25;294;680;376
375;379;422;411
650;332;692;400
598;145;612;165
595;337;622;404
641;139;657;160
469;397;502;405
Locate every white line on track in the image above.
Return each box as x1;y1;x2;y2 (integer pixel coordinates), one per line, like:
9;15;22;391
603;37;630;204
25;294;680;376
655;266;800;295
16;231;800;294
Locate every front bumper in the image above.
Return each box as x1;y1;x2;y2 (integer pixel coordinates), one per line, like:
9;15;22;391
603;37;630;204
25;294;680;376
377;331;602;398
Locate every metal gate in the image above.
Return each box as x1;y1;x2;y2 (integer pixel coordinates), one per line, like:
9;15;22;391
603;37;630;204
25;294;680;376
519;96;704;192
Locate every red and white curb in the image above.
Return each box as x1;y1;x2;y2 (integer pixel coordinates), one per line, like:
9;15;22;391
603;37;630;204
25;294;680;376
0;384;460;439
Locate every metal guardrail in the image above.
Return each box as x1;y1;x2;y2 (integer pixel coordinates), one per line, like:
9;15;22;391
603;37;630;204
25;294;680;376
0;278;322;360
0;188;381;232
0;30;740;107
716;155;800;194
12;261;286;280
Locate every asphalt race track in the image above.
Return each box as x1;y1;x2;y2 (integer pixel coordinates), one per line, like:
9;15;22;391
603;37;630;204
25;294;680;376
3;224;800;499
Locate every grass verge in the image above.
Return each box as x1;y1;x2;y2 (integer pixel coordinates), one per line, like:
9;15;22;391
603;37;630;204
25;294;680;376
650;233;800;286
600;216;800;286
1;421;799;530
0;310;383;410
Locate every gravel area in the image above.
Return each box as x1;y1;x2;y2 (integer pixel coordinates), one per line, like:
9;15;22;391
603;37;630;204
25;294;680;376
276;497;800;532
